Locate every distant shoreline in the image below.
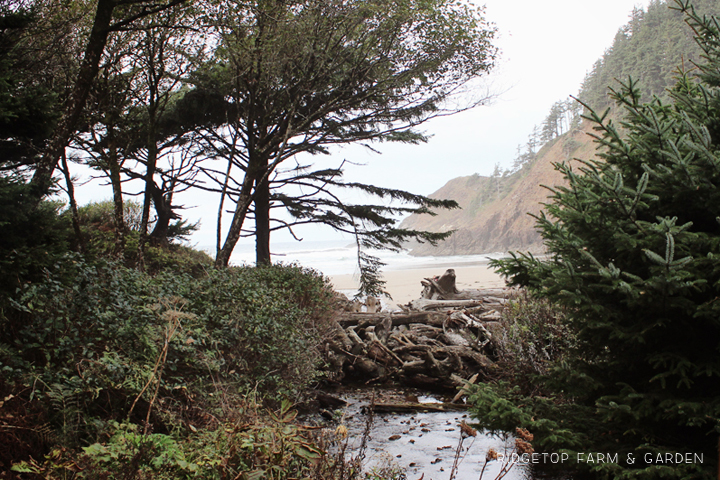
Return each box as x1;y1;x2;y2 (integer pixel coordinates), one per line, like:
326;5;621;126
385;254;497;271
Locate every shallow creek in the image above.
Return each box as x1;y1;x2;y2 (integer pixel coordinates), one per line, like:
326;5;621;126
332;388;531;480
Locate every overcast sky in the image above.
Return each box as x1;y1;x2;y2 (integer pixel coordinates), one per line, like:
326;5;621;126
73;0;653;250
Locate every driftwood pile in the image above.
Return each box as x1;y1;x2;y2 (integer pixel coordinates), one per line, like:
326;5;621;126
326;269;510;391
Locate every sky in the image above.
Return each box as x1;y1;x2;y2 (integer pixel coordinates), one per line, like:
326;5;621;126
73;0;653;252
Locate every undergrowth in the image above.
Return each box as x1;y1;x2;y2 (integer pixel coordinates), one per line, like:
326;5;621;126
489;290;576;392
0;253;362;478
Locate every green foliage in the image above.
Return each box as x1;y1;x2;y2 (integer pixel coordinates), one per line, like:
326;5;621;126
189;263;334;397
578;0;720;113
0;255;336;472
192;0;497;284
180;401;329;480
0;176;71;296
11;402;360;480
0;6;62;167
486;2;720;478
78;421;195;478
466;382;589;454
73;200;212;274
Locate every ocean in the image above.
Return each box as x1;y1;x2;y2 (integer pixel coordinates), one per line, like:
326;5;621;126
211;239;507;277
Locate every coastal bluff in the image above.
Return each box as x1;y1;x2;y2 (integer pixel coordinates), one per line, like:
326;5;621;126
400;121;598;256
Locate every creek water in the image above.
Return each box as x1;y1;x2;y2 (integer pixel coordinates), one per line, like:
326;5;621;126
333;388;531;480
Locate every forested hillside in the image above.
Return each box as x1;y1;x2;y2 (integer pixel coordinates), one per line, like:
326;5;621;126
403;0;720;256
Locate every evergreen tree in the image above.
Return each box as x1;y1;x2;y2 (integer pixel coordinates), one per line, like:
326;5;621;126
578;0;720;113
487;2;720;478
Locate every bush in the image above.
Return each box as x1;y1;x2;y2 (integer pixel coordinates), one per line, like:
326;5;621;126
188;263;335;400
491;290;575;391
0;256;335;473
74;201;212;275
11;400;364;480
0;176;71;297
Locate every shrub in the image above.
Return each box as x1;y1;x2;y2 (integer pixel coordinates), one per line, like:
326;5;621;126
491;290;575;391
0;176;71;297
0;256;335;472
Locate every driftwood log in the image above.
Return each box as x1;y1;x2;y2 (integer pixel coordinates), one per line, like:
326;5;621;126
325;271;511;391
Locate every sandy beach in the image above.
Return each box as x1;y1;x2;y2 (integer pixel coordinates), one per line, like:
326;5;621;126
329;262;506;307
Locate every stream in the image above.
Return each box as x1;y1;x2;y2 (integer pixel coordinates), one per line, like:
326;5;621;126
331;388;532;480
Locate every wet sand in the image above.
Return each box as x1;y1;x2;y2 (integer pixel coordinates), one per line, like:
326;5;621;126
329;263;506;307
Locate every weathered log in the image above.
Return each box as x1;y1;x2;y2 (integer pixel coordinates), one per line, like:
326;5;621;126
365;295;380;313
317;393;348;409
394;344;431;356
450;312;493;348
346;326;364;347
366;339;404;366
420;268;460;299
326;278;510;390
439;331;475;348
409;298;486;311
350;357;384;378
402;328;445;348
375;315;393;345
452;373;479;403
441;345;494;369
420;274;511;301
329;320;354;352
462;305;503;317
399;349;462;379
336;311;447;328
482;296;509;304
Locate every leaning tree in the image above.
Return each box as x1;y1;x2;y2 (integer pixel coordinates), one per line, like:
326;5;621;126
184;0;497;292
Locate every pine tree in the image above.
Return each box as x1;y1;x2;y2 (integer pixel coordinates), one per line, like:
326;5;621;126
490;2;720;477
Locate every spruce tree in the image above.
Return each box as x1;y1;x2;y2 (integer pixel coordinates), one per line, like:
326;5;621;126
489;1;720;477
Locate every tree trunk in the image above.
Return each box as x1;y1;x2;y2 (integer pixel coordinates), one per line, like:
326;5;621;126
140;108;158;237
215;173;255;268
60;151;84;252
254;173;271;265
137;101;158;266
149;184;176;246
30;0;116;199
216;158;233;256
107;136;127;257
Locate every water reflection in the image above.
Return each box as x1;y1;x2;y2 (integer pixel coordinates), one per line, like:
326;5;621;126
338;389;531;480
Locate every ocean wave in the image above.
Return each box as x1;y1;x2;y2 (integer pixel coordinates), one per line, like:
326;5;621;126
203;240;507;277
